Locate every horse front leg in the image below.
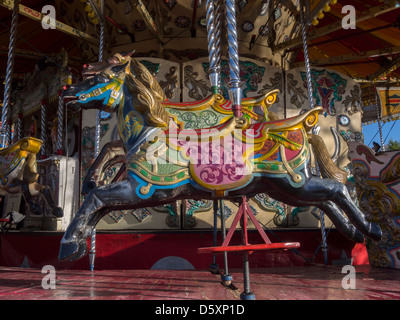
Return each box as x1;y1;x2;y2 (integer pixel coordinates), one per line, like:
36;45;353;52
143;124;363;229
306;177;382;241
59;178;138;261
275;176;382;242
265;174;382;242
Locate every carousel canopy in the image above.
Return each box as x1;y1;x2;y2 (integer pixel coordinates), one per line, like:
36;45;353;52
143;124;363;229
1;0;400;122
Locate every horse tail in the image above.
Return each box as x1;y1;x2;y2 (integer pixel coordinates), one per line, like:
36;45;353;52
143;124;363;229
308;134;348;184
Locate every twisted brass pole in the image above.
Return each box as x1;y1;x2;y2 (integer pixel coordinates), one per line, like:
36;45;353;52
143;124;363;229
0;0;19;148
90;0;105;272
225;0;242;118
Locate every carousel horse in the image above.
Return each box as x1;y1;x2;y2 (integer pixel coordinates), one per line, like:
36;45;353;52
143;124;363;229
59;52;382;261
0;137;63;217
81;87;280;194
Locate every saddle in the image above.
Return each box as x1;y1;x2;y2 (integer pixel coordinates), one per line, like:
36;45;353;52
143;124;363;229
130;107;322;195
163;90;279;128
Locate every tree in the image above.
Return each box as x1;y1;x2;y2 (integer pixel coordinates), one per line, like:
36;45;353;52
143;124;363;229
386;139;400;151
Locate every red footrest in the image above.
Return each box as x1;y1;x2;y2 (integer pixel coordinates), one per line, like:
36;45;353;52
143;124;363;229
198;242;300;254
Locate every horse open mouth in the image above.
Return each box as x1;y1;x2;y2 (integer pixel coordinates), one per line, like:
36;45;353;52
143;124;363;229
82;72;96;80
62;95;79;106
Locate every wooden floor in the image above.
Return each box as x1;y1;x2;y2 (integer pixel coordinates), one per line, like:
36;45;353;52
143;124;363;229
0;264;399;300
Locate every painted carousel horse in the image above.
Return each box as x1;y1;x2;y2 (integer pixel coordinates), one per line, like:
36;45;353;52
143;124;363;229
0;137;63;217
81;86;280;194
59;52;382;261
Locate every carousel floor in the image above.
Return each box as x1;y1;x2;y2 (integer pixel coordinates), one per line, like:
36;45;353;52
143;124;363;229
0;264;398;301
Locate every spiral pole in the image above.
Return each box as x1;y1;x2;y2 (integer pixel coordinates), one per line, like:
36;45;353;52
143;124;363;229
299;1;315;110
319;210;328;264
214;0;223;91
209;200;219;273
56;91;64;154
311;136;329;264
225;0;242;118
0;0;19;148
206;0;220;94
219;199;232;286
40;99;47;158
16;112;22;141
91;0;105;272
374;81;386;152
94;12;104;158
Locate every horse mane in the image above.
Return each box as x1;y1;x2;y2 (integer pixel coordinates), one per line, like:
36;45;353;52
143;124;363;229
125;58;170;128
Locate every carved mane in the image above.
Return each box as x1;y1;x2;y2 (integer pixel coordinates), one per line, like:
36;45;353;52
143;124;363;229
126;58;170;128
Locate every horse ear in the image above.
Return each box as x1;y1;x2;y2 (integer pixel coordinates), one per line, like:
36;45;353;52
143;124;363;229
111;61;129;74
124;50;135;58
119;50;135;60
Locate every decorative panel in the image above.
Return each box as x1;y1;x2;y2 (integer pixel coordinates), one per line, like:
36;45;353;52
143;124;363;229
285;67;363;169
182;57;285;118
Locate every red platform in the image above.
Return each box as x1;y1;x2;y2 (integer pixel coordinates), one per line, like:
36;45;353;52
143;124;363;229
0;265;398;300
0;229;369;270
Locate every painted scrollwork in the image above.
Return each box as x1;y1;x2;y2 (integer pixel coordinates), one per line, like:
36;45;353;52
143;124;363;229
202;60;265;99
153;202;179;228
300;69;347;116
168;109;220;129
184;65;212;100
381;155;400;184
253;193;292;227
184;199;212;228
159;66;178;100
258;72;283;103
286;73;307;109
342;85;362;115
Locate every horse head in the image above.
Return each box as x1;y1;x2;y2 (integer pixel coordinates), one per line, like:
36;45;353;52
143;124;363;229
63;51;170;128
62;52;134;112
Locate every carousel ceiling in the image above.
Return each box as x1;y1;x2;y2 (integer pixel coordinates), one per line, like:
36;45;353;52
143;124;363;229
2;0;400;103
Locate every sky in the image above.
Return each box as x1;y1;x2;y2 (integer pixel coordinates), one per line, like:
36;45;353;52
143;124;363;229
362;120;400;149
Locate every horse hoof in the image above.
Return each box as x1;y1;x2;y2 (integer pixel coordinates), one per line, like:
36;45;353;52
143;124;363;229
53;207;64;218
369;223;382;242
58;240;87;261
29;203;42;215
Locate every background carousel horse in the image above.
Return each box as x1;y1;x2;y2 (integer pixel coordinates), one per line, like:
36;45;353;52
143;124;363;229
0;137;63;218
81;139;126;195
59;52;382;261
